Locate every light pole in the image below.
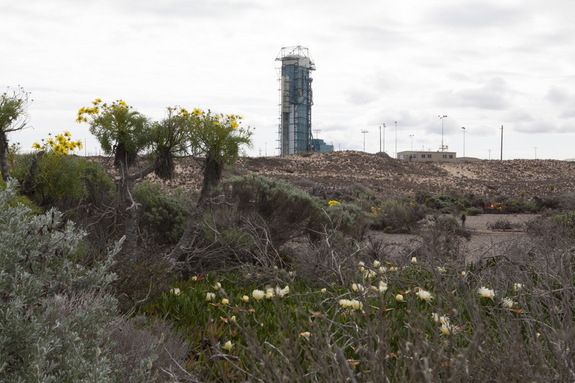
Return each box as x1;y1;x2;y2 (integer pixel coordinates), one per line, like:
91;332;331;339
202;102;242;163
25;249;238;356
361;129;369;152
500;125;504;160
409;134;414;151
382;123;386;153
461;127;466;158
438;115;447;151
379;125;382;153
394;121;398;158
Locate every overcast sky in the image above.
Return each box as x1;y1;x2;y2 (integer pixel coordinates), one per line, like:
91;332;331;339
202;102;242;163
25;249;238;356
3;0;575;160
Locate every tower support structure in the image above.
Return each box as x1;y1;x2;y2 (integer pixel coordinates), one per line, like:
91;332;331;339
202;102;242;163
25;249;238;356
276;46;315;155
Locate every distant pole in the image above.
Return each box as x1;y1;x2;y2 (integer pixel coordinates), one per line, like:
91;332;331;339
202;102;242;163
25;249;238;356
379;125;382;153
409;134;414;151
500;125;503;160
383;123;386;153
534;147;537;159
461;127;466;157
438;115;447;151
394;121;398;158
361;129;369;152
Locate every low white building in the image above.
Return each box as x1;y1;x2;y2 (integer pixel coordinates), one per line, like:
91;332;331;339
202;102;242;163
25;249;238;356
397;150;457;162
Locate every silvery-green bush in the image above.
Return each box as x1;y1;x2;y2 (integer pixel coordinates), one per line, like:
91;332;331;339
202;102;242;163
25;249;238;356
0;180;124;382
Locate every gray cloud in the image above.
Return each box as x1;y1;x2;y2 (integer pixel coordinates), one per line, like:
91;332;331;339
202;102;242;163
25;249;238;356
425;2;529;29
436;77;511;110
545;86;573;104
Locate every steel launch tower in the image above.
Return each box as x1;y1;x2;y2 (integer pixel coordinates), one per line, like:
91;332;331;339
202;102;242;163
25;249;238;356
276;46;316;155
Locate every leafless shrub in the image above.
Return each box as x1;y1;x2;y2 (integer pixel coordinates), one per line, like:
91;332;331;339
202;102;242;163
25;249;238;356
109;316;195;383
487;218;523;231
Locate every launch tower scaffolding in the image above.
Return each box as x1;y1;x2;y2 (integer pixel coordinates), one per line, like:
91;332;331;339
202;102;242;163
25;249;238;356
276;46;315;155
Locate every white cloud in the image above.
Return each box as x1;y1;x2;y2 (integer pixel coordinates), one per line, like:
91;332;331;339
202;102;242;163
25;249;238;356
2;0;575;159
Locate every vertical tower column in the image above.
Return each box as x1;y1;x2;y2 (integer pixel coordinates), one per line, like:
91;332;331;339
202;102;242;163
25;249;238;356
276;46;315;155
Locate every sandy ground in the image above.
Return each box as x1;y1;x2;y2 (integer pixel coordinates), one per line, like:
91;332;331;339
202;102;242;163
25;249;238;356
367;214;538;264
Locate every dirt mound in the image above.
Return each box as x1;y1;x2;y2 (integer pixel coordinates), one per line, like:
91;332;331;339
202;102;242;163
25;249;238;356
91;151;575;199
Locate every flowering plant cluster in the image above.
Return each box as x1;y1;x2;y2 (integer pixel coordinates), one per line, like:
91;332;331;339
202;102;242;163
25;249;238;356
32;131;83;155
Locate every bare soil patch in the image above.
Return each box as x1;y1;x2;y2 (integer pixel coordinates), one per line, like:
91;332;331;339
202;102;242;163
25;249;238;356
368;214;538;264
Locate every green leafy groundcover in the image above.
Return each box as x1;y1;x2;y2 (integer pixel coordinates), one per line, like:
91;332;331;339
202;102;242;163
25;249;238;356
144;256;570;382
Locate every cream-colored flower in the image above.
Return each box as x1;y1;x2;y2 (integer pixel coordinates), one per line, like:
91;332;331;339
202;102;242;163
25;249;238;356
502;297;515;309
411;256;417;264
351;283;365;293
478;286;495;299
339;299;352;308
373;260;381;268
252;289;265;300
363;269;377;280
230;315;237;322
395;294;405;302
223;341;233;351
432;313;449;324
205;292;216;301
265;288;275;299
275;286;289;297
440;323;454;335
299;331;311;338
170;288;181;295
221;298;229;305
241;295;250;302
513;283;523;291
416;290;433;301
378;281;388;293
213;282;222;290
436;267;447;273
320;288;327;294
350;299;363;310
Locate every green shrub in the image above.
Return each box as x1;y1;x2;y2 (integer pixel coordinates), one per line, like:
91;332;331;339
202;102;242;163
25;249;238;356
370;198;428;233
133;181;190;245
223;174;326;247
12;153;114;212
0;180;121;381
324;201;369;239
0;181;192;382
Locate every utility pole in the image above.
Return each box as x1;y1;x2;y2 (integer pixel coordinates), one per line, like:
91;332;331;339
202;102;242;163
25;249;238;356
438;115;447;151
500;125;503;160
409;134;414;151
461;127;466;157
394;121;398;159
382;123;386;153
361;129;369;152
379;125;382;153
